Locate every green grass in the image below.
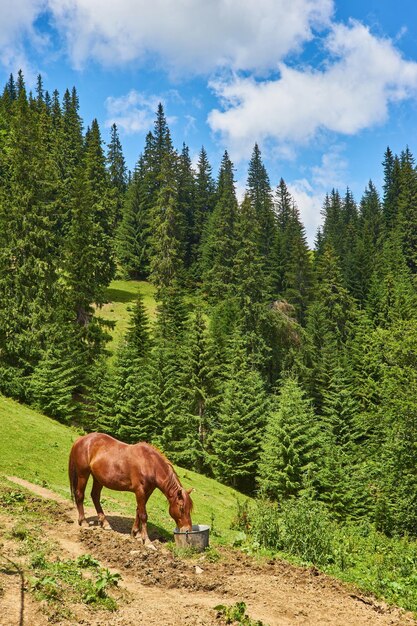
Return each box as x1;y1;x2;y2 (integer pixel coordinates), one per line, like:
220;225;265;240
0;395;244;544
96;280;157;355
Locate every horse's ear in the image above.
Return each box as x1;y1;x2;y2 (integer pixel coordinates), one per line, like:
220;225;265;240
187;488;194;495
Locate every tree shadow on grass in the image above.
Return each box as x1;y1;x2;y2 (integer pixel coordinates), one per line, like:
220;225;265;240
104;287;138;304
85;514;171;542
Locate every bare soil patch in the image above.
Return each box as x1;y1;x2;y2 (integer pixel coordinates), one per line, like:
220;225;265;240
1;476;416;626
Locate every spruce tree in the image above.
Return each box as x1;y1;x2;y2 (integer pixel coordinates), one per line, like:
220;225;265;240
212;333;268;493
178;308;219;471
148;151;184;297
113;293;154;443
177;143;196;275
273;179;312;322
382;147;401;231
352;181;383;303
258;378;325;500
246;144;276;288
117;155;150;278
201;151;238;301
106;122;127;227
397;147;417;274
192;146;216;279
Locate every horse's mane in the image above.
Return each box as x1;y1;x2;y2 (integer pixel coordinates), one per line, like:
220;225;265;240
139;441;193;510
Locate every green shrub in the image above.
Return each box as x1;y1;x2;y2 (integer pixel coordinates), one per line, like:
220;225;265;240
249;495;336;566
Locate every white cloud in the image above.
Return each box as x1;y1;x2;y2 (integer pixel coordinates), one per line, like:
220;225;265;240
311;144;348;189
105;91;161;134
287;146;349;245
288;179;323;246
0;0;48;75
45;0;333;72
208;20;417;159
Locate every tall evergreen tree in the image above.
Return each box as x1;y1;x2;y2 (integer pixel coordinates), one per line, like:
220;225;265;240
106;122;127;226
246;144;276;287
274;179;312;321
258;378;325;500
201;151;238;301
212;333;268;493
192;146;216;279
382;146;401;231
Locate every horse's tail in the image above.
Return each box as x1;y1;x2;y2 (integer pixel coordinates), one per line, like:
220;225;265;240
68;444;78;503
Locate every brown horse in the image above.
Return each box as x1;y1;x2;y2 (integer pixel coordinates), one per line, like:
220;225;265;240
68;433;193;548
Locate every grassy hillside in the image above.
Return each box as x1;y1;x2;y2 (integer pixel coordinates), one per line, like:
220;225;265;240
96;279;157;356
0;395;244;544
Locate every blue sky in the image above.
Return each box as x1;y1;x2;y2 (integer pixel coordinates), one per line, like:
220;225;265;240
2;1;417;243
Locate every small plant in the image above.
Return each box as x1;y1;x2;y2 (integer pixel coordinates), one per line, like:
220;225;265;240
204;547;221;563
11;523;29;541
231;498;251;532
30;553;48;569
30;574;60;601
0;490;26;506
214;601;266;625
83;568;121;606
76;554;100;568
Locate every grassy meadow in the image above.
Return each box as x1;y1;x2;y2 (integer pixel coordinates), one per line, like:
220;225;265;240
0;395;243;544
96;279;157;356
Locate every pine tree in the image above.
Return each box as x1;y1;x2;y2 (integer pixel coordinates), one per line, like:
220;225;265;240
29;322;87;422
274;179;312;321
212;334;268;493
246;144;276;287
397;147;417;274
177;308;219;471
177;143;196;275
0;72;59;398
149;152;184;297
258;378;325;500
366;232;417;327
117;155;150;278
234;194;269;366
304;244;357;411
145;289;189;457
192;146;216;279
352;181;383;303
201;151;238;301
106;122;127;227
382;147;401;231
83;118;116;291
113;293;154;443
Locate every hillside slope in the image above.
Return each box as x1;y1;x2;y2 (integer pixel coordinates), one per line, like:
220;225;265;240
0;395;243;543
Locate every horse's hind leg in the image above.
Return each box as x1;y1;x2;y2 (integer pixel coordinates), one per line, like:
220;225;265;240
74;472;90;527
91;478;111;530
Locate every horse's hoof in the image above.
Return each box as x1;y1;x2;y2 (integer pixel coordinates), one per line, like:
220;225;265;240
145;542;157;551
101;521;112;531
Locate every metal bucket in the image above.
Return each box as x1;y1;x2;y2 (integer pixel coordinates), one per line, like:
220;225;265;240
173;524;210;551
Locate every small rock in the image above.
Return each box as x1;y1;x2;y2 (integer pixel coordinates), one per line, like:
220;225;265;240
195;565;204;575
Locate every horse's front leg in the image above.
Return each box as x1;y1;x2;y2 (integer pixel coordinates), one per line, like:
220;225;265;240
132;491;156;550
91;478;111;530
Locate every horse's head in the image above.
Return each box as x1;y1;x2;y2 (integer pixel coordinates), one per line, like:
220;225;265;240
169;488;193;531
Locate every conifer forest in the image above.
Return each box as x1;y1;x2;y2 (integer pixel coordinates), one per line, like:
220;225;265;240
2;71;417;539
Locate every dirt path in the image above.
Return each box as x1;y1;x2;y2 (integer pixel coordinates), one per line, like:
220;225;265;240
2;476;416;626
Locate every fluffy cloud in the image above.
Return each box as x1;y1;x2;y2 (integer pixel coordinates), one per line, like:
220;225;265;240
0;0;47;71
105;91;161;134
44;0;332;72
287;146;349;244
208;21;417;158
